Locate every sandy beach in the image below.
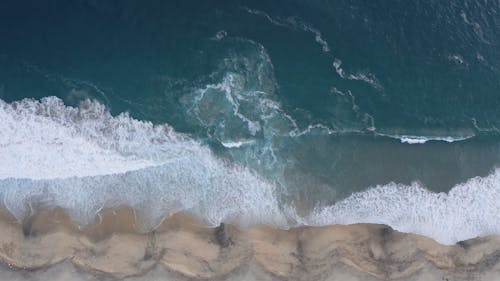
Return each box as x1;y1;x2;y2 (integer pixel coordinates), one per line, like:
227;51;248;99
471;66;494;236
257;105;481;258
0;207;498;281
2;1;500;280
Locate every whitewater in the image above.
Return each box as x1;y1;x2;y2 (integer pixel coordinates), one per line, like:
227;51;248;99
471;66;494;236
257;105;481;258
1;97;499;245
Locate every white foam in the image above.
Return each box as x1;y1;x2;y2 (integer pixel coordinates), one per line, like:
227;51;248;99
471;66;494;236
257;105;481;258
305;169;500;245
400;137;428;144
347;72;383;90
244;7;288;28
191;73;264;137
1;97;500;244
332;59;383;90
380;134;474;144
186;40;297;143
211;30;228;41
333;59;346;78
0;101;160;180
221;140;255;148
448;54;466;65
0;97;286;229
284;16;330;53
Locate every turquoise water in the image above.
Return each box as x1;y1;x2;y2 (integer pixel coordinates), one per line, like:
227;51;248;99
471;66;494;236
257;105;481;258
1;0;500;243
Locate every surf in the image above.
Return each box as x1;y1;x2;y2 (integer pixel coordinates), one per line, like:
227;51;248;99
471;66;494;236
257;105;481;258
1;97;500;244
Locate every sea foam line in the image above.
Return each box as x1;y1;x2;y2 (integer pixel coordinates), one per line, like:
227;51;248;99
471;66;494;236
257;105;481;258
376;132;475;144
243;7;331;53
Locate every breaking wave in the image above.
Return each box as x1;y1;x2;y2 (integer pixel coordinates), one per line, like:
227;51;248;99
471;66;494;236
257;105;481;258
1;97;500;244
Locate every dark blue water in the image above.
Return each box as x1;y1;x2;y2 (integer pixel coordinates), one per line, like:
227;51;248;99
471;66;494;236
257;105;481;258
1;0;500;243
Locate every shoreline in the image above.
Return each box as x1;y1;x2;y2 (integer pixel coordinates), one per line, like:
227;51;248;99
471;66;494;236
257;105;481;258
0;207;499;280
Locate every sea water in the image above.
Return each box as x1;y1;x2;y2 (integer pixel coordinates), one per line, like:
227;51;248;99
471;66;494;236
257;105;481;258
1;0;500;245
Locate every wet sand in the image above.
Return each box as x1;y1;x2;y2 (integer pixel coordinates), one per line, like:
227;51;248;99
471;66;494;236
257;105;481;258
0;207;499;281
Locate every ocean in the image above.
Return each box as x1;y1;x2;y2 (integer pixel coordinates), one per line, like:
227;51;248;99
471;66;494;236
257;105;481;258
1;0;500;245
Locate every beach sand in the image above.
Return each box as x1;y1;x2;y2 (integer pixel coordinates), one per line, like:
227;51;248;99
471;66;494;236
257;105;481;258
0;207;498;281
